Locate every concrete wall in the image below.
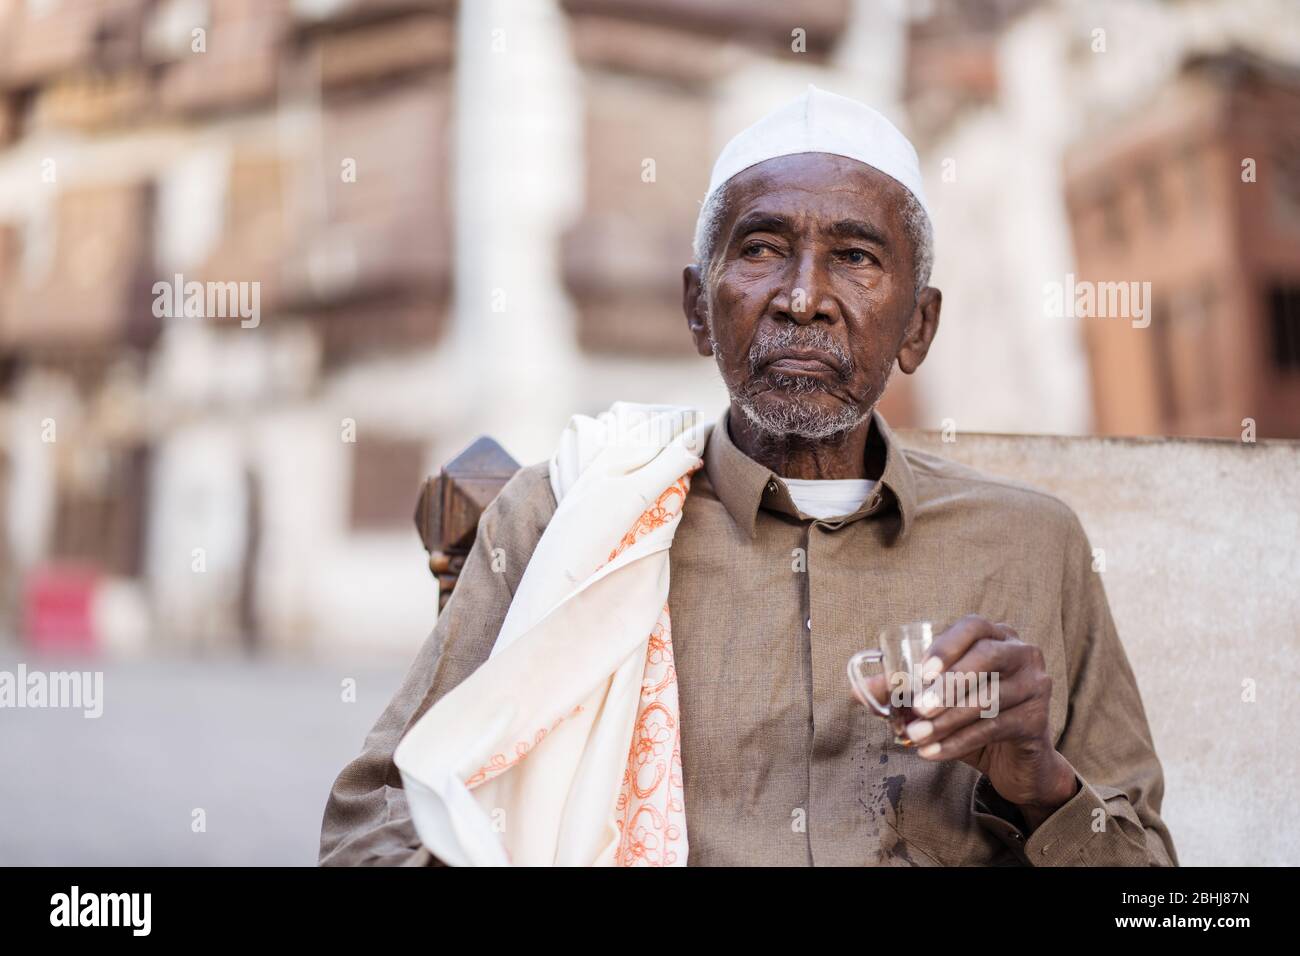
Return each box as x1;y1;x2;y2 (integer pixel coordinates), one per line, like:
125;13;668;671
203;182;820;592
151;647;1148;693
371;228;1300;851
897;428;1300;865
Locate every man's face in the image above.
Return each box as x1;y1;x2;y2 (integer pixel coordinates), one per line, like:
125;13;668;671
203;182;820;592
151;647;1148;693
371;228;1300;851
684;153;940;440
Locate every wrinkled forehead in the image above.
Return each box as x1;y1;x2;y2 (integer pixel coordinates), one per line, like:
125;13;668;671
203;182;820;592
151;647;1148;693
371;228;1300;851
720;153;912;232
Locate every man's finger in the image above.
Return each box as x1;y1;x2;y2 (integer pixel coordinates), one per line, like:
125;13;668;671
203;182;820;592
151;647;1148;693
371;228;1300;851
905;665;1040;746
920;614;1008;681
916;699;1040;761
913;636;1034;718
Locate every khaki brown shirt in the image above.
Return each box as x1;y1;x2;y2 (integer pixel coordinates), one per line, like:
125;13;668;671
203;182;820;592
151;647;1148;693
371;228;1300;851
319;407;1177;867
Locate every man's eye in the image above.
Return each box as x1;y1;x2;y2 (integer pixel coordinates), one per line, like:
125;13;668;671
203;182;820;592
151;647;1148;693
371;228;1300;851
742;242;771;257
839;249;873;265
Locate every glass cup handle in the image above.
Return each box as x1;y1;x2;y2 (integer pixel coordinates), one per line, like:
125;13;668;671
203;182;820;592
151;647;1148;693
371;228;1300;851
847;649;890;716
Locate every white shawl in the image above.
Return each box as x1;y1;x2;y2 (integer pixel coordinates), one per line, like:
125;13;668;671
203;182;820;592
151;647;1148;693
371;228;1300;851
394;402;712;866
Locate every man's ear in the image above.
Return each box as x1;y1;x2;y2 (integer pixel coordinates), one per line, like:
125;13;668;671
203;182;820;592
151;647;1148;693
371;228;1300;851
897;286;941;374
682;265;713;357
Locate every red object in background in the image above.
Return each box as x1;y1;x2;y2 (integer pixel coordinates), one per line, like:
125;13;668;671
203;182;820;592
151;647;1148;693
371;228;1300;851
23;564;99;654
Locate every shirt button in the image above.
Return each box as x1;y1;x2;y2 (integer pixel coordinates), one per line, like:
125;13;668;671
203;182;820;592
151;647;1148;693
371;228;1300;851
767;480;778;492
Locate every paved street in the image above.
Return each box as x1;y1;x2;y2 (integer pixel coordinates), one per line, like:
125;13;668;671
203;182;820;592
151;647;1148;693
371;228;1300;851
0;653;408;865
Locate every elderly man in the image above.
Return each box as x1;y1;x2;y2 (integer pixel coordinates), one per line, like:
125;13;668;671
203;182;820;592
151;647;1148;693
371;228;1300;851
319;86;1176;867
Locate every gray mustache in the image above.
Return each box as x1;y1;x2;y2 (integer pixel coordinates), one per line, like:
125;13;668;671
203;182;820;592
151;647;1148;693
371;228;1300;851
747;325;853;377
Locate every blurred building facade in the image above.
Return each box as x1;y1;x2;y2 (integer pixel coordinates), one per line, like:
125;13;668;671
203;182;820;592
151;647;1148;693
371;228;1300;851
1065;48;1300;438
0;0;1297;656
902;0;1300;437
0;0;459;654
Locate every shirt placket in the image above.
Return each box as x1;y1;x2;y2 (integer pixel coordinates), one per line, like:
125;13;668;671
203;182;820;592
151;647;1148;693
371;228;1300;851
802;491;885;866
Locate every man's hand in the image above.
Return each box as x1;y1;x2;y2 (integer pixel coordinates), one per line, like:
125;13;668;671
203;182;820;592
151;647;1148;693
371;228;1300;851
860;615;1079;829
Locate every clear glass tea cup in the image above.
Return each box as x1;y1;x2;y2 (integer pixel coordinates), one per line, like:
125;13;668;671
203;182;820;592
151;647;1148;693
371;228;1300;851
847;621;934;747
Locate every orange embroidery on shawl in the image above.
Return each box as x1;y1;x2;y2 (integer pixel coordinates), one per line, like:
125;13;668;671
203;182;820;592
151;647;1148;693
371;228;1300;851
610;464;698;867
465;703;585;789
463;462;700;867
613;605;686;866
606;477;691;564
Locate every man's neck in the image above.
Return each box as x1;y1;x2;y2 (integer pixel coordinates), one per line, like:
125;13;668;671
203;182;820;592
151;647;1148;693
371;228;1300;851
727;401;885;480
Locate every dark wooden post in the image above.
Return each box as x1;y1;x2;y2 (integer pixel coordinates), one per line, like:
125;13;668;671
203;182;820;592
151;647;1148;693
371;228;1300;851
414;436;520;611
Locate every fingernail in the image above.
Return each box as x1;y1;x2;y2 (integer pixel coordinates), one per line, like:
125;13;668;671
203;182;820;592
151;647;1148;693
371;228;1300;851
920;689;942;712
918;742;941;758
921;657;943;680
906;719;933;742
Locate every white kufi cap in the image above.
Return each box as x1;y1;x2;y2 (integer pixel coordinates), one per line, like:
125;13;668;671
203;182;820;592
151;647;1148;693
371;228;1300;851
704;85;929;220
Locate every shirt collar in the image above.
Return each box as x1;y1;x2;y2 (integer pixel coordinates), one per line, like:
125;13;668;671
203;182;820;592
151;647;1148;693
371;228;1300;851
703;404;916;542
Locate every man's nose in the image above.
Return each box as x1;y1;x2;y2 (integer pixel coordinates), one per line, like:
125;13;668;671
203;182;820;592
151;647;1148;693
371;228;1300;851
777;250;837;324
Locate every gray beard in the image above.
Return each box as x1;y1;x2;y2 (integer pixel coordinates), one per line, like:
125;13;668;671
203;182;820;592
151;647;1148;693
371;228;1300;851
708;318;893;441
